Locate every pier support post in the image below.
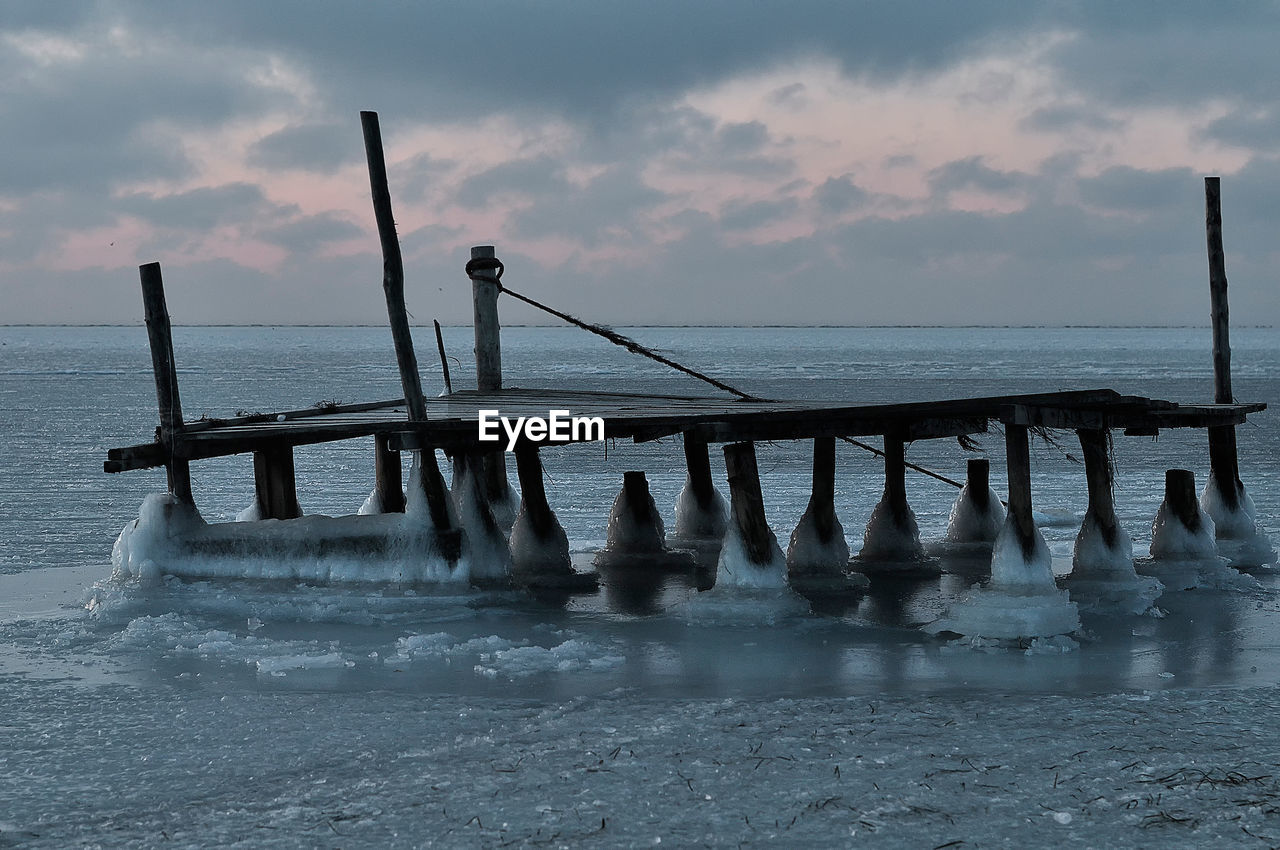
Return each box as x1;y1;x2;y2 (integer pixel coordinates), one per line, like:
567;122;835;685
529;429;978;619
361;110;459;560
253;444;302;520
943;458;1004;545
672;432;727;545
1077;428;1119;548
1166;468;1201;533
603;471;666;554
470;244;517;528
453;451;512;584
859;431;926;563
1205;176;1244;515
374;435;405;513
139;262;192;505
967;459;990;511
722;442;781;567
508;443;573;579
787;437;856;584
1004;423;1037;559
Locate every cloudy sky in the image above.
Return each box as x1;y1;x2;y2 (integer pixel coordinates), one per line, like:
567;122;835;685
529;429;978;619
2;1;1279;326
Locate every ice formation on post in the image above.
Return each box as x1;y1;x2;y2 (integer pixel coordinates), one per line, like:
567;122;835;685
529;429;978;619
1064;514;1162;616
786;437;867;595
595;471;694;570
859;497;926;562
1139;470;1253;590
671;476;728;549
944;468;1004;544
927;515;1081;643
1201;476;1276;569
452;454;512;585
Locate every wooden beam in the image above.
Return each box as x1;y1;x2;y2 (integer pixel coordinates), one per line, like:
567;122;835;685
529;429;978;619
1077;428;1117;547
723;441;774;565
810;436;837;542
253;444;302;520
361;110;457;549
1166;469;1201;533
374;435;405;513
1004;423;1036;559
139;262;192;504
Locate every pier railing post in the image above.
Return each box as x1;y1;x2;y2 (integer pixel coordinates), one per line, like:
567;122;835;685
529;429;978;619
469;244;514;512
361;110;459;558
139;262;192;504
1205;176;1242;512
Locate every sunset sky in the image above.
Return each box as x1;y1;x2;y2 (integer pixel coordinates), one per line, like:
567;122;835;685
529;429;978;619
2;1;1279;326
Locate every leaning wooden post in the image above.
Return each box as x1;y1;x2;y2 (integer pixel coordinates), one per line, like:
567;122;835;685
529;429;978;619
374;434;406;513
1205;176;1242;512
469;244;515;512
1004;423;1037;558
253;444;302;520
1076;428;1118;547
360;110;459;557
139;262;192;504
722;442;777;566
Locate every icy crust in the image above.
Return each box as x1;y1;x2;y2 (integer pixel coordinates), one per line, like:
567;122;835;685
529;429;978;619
1139;502;1258;590
944;485;1005;544
357;489;385;516
236;497;264;522
1065;514;1162;616
112;491;468;586
671;476;728;543
715;522;787;588
859;496;925;562
453;464;513;583
1201;477;1276;567
786;509;849;577
928;516;1080;641
388;631;624;679
508;506;572;576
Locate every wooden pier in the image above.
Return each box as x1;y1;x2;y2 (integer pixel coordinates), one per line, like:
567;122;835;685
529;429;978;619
103;112;1271;599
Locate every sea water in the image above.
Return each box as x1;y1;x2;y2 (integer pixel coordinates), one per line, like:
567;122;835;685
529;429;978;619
3;325;1280;847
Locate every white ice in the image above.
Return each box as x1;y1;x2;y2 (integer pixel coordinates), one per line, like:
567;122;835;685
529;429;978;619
927;516;1080;642
859;496;925;562
1064;514;1163;616
1201;476;1276;568
786;509;849;576
1140;500;1257;590
671;475;728;545
944;483;1004;544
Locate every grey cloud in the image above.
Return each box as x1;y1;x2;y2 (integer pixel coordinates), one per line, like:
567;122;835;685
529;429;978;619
247;122;360;171
1202;109;1280;153
813;175;869;214
719;198;799;231
508;166;669;245
1077;166;1198;213
259;213;362;253
454;156;570;208
117;184;284;230
717;122;769;156
928;158;1027;197
1020;104;1124;133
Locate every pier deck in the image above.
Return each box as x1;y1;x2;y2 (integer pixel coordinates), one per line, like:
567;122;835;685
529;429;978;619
105;387;1264;473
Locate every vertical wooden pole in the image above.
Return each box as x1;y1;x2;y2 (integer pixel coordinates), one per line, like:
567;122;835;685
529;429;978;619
1205;176;1241;511
374;435;406;513
1077;428;1118;546
470;244;512;508
966;458;990;509
723;442;774;565
139;262;192;504
433;319;453;395
253;444;302;520
1166;469;1201;532
683;432;715;509
513;443;555;538
883;432;908;523
810;436;837;541
1004;423;1036;558
360;110;457;552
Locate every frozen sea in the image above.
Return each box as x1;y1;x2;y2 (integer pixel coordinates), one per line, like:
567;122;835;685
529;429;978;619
3;324;1280;848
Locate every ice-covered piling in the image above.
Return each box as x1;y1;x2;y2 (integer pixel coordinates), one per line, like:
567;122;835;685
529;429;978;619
1200;474;1275;568
452;452;512;585
252;445;302;520
1138;469;1235;589
787;437;867;594
927;423;1080;642
1063;429;1161;615
596;471;695;571
717;442;786;586
509;444;593;589
944;459;1004;544
368;435;406;514
859;434;929;569
671;434;728;550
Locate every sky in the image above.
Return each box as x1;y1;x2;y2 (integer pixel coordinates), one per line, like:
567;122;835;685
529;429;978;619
2;1;1279;327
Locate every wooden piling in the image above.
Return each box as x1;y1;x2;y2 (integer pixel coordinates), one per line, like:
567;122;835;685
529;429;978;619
1166;468;1201;532
683;433;716;509
1077;428;1118;547
1004;423;1036;558
967;459;990;509
253;444;302;520
883;432;909;523
469;244;514;513
361;110;457;552
1205;176;1242;511
810;436;837;542
139;262;192;504
723;441;774;565
513;443;557;540
374;435;405;513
